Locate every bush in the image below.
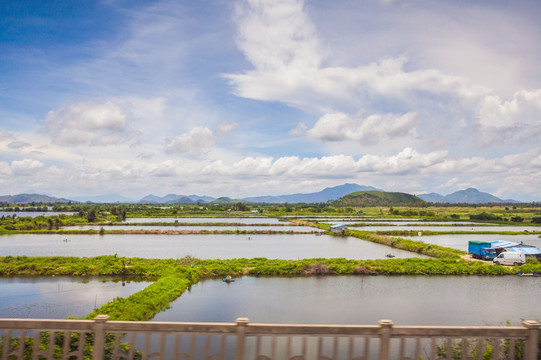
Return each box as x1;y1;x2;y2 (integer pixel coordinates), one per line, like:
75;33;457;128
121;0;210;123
470;212;502;221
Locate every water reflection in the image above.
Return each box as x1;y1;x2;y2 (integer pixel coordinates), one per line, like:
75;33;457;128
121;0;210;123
153;276;541;326
0;276;152;319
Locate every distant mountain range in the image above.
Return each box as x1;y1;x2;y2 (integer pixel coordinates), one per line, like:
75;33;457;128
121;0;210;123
139;194;215;204
242;183;380;203
0;185;525;204
417;188;519;204
69;193;134;203
0;194;71;204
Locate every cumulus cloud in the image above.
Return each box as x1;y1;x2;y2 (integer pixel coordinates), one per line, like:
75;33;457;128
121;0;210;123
10;159;44;176
45;101;132;146
165;127;215;154
202;147;448;178
477;90;541;145
8;141;32;149
307;111;418;143
226;0;489;113
232;0;323;72
165;122;239;154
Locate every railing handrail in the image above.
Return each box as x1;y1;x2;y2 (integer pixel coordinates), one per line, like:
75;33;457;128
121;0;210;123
0;317;533;336
1;317;539;360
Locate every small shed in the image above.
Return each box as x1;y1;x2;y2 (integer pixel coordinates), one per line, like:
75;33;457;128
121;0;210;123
330;223;348;234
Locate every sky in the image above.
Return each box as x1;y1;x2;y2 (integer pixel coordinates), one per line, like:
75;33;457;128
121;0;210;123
1;0;541;201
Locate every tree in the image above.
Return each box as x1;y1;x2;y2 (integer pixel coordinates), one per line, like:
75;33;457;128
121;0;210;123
87;208;97;223
233;202;248;211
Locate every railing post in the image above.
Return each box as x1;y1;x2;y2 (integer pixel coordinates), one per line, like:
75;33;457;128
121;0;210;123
235;317;249;360
379;320;393;360
93;315;110;360
523;320;540;360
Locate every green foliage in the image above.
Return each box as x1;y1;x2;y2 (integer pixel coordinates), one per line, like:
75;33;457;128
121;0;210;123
333;191;425;207
84;275;196;321
470;212;502;221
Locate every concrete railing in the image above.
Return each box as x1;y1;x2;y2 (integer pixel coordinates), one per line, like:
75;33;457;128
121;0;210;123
0;316;539;359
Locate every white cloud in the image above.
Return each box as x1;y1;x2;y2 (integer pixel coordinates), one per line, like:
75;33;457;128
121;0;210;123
165;122;239;154
477;90;541;145
216;122;240;136
479;90;541;127
202;147;448;178
226;0;490;113
10;159;45;176
232;0;323;72
45;101;133;146
289;122;307;136
307;111;418;144
165;127;215;154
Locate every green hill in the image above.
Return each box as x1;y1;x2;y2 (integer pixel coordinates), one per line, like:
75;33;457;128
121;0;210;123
210;197;242;205
333;191;425;206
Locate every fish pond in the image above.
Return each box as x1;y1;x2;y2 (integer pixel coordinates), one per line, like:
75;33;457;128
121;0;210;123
62;225;319;232
153;275;541;326
0;233;428;260
0;212;76;218
350;225;541;232
125;217;287;224
0;276;152;319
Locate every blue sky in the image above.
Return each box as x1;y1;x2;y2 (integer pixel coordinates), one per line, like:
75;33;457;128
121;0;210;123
1;0;541;201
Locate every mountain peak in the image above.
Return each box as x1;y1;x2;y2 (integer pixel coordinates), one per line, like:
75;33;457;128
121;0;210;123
418;188;518;204
243;183;381;203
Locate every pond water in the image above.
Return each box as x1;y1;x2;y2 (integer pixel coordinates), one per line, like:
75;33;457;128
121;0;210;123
350;225;541;232
323;221;479;225
126;217;287;224
402;233;541;252
0;212;76;218
153;276;541;326
62;225;319;232
0;276;152;319
0;233;427;260
295;217;420;222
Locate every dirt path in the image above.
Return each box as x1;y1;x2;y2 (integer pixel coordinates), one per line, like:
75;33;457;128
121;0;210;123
459;254;492;263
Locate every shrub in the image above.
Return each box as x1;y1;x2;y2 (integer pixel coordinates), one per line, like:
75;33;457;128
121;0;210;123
470;212;502;221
